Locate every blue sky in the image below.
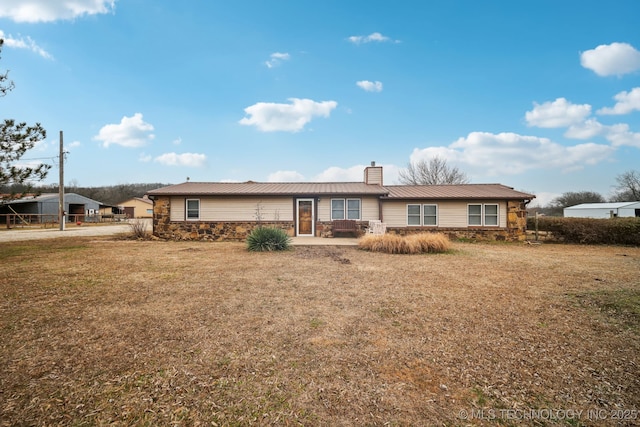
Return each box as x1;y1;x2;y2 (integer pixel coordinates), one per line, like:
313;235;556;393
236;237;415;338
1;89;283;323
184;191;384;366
1;1;640;206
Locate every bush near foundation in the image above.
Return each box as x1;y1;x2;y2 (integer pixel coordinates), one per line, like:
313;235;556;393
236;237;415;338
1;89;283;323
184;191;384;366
527;217;640;245
359;232;451;254
246;226;291;251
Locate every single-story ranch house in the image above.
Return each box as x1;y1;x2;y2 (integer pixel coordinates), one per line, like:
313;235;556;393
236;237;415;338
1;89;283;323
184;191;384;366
146;163;535;241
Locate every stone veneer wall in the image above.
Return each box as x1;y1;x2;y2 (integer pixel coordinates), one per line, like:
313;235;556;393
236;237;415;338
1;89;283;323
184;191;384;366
156;220;294;241
387;227;521;242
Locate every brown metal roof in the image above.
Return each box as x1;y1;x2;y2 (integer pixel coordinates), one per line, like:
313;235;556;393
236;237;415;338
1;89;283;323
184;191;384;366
384;184;535;200
147;181;389;196
147;181;534;200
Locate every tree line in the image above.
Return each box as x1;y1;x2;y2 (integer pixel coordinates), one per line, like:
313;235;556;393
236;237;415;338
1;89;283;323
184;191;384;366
0;182;169;206
531;170;640;216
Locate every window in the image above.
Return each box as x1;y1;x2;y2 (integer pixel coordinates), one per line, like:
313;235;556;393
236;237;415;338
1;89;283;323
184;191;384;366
484;204;498;226
407;204;421;225
423;204;437;226
347;199;361;220
186;199;200;220
331;198;361;220
468;204;482;225
468;204;499;226
331;199;345;220
407;204;438;226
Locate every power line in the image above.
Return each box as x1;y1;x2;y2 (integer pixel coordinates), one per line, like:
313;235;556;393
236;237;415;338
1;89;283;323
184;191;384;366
18;156;58;161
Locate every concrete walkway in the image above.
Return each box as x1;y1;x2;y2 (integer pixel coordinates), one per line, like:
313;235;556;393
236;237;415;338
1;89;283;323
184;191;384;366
290;237;359;246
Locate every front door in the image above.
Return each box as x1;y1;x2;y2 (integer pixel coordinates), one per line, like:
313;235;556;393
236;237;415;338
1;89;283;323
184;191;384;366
297;199;314;236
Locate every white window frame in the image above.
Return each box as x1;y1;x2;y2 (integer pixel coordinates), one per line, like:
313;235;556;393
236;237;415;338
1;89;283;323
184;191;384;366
331;198;361;220
186;198;200;221
406;204;438;226
467;203;499;226
407;204;421;226
484;204;499;226
423;204;438;226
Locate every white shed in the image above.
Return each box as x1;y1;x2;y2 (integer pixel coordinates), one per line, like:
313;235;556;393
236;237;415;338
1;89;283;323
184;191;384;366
564;202;640;218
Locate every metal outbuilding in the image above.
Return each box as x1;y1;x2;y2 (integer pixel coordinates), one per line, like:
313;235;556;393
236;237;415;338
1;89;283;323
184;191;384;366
563;202;640;219
0;193;104;222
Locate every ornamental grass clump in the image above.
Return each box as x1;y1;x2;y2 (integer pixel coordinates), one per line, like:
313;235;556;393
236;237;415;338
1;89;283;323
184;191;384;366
246;227;292;251
359;232;451;254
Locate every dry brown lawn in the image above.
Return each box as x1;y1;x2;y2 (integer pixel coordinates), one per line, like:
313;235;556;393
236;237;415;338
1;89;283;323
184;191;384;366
1;237;639;426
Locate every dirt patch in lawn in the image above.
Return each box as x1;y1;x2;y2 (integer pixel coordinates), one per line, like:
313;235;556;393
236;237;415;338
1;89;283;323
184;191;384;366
1;239;639;426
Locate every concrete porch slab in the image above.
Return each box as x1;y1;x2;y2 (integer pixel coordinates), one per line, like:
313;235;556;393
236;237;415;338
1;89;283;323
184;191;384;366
290;237;359;246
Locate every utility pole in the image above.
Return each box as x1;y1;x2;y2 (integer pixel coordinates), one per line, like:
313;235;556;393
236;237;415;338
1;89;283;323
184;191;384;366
59;131;65;231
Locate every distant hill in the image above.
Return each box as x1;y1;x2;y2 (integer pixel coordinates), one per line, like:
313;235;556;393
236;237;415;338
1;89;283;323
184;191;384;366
0;183;170;206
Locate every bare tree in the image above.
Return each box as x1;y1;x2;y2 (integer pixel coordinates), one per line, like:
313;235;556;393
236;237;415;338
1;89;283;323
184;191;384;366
611;170;640;201
547;191;605;216
398;156;469;185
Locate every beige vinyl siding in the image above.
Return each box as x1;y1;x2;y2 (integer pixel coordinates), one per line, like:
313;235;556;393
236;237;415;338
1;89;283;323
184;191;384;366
362;197;380;221
382;200;507;228
171;196;293;221
317;196;379;222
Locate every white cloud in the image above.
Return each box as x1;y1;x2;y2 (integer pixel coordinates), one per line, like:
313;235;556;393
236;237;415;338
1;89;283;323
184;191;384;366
0;0;116;23
411;132;614;176
267;170;305;182
265;52;290;68
0;30;52;59
348;32;397;45
68;140;81;148
525;98;592;128
313;165;367;182
597;87;640;115
605;123;640;148
311;163;400;184
94;113;155;148
239;98;337;132
580;42;640;77
154;152;207;167
564;118;606;139
356;80;383;92
528;191;561;208
172;137;182;145
563;117;640;147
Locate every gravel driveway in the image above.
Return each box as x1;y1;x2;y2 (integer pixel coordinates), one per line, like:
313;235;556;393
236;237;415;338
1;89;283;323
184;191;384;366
0;219;150;242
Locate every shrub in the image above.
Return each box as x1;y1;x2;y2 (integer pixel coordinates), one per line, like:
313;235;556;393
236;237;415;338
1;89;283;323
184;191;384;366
359;232;451;254
246;227;291;251
528;217;640;245
128;219;149;239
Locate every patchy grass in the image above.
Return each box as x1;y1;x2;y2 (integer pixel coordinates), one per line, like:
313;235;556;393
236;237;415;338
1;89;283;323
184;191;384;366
0;239;639;426
574;288;640;331
359;232;452;254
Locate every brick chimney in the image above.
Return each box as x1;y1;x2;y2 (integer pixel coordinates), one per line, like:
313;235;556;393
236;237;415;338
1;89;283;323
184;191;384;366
364;161;383;185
